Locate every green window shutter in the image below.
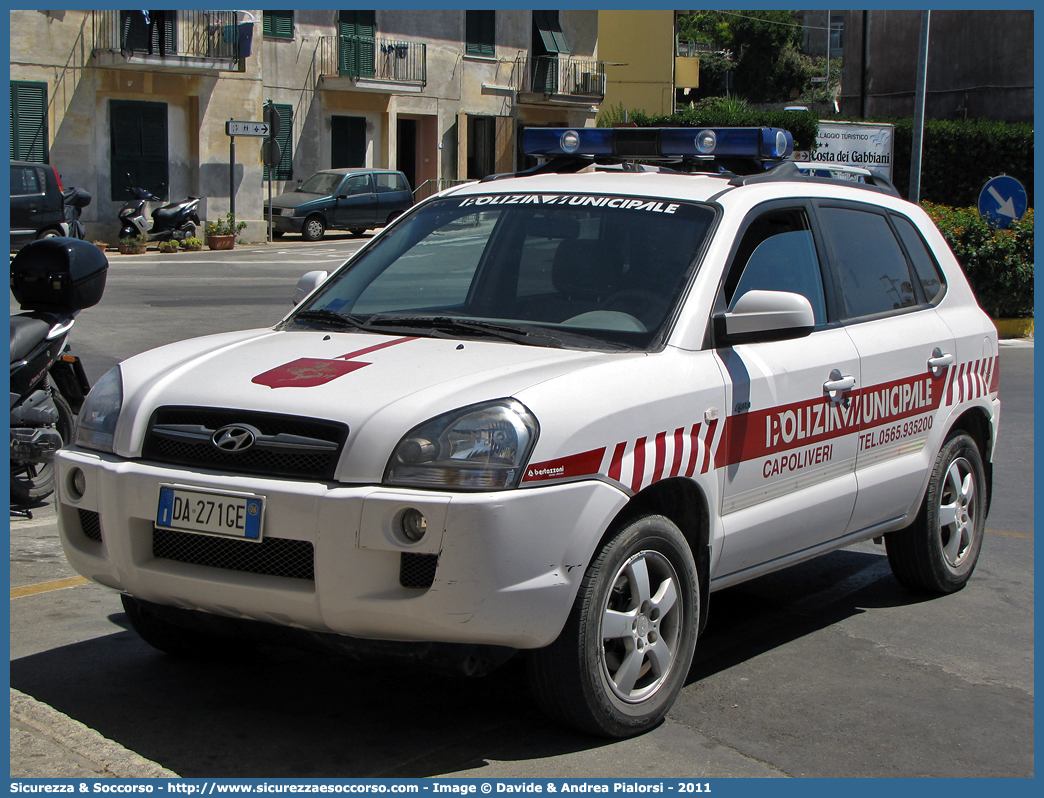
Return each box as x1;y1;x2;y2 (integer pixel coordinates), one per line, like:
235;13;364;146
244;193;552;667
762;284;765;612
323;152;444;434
339;10;376;78
466;11;495;57
331;116;366;168
263;104;293;181
263;11;294;39
11;81;48;163
109;100;169;201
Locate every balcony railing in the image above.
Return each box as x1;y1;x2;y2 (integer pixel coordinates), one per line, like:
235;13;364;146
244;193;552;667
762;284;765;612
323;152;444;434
93;10;241;61
318;36;426;85
515;56;606;100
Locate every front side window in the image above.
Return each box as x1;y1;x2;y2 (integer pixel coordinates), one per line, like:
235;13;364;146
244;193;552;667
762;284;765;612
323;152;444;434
817;206;918;319
288;194;714;351
724;208;827;325
343;174;373;195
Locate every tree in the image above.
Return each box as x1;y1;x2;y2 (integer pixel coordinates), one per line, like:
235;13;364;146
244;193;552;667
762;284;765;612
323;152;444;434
677;10;806;103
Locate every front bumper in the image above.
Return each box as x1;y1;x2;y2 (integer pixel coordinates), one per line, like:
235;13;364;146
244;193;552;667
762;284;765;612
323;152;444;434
55;448;628;649
264;211;304;233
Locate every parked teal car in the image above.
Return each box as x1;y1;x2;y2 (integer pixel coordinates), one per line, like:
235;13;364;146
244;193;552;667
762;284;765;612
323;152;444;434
264;168;413;241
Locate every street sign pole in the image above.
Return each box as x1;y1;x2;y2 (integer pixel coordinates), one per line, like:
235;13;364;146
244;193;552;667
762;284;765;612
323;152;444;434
229;127;236;219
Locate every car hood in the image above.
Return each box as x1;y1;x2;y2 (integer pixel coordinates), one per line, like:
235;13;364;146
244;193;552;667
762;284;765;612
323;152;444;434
114;328;613;480
264;192;327;210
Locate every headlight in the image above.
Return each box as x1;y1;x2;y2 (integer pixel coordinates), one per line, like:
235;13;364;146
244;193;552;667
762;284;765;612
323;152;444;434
74;367;123;453
384;399;539;491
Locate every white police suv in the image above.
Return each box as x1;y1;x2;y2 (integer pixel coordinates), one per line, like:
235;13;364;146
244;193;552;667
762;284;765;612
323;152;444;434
56;127;1000;737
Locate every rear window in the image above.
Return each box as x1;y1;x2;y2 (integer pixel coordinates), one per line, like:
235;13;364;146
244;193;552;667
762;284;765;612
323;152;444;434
291;194;714;351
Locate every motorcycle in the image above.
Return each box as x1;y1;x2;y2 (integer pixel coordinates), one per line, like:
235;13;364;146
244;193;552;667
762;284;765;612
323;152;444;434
10;238;107;506
118;178;201;242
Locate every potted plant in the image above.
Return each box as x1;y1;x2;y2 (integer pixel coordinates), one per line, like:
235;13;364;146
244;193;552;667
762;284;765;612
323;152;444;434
93;240;109;253
117;233;149;255
157;240;180;253
180;236;204;252
206;212;247;250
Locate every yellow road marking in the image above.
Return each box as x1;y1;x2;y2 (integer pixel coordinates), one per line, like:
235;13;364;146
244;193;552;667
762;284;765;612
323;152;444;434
10;576;89;599
986;528;1033;540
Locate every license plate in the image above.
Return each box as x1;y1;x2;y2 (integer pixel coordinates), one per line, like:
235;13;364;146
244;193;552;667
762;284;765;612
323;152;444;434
156;485;265;541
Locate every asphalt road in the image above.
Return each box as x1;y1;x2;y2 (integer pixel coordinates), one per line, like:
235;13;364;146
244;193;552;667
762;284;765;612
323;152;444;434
9;239;1035;778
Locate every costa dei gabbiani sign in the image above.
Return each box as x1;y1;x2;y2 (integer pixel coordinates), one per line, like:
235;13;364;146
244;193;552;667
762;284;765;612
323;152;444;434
795;121;895;182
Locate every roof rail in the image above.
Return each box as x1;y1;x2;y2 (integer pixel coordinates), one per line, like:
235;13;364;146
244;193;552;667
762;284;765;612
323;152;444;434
729;160;901;198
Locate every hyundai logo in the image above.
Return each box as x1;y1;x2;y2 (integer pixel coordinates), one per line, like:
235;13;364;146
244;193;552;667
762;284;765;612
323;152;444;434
211;424;260;453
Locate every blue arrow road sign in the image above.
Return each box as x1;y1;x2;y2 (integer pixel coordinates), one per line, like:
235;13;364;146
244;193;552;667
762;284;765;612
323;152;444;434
978;175;1027;230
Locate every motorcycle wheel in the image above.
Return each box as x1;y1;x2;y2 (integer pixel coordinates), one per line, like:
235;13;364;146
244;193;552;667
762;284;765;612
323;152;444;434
11;391;74;505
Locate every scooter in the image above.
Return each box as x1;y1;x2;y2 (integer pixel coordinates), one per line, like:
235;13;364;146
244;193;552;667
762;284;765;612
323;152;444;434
118;179;201;242
62;185;91;240
10;238;107;506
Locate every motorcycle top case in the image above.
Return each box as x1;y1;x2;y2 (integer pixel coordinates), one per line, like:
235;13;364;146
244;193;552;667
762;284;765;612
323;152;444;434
11;237;108;312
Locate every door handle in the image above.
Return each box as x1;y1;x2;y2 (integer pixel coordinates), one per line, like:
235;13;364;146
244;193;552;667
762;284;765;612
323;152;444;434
823;369;856;402
928;347;955;375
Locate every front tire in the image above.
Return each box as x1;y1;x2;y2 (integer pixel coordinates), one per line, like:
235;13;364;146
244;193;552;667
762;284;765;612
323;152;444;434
302;215;326;241
10;390;74;505
885;432;986;594
528;514;699;737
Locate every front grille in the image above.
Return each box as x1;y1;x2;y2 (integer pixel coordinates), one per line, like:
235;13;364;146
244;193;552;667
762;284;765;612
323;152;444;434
400;552;438;589
142;406;348;480
79;509;102;542
153;528;315;581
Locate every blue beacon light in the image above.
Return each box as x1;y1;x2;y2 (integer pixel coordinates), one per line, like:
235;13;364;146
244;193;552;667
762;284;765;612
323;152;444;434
520;127;794;161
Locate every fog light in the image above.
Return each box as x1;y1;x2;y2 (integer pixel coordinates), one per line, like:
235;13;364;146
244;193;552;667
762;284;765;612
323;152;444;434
68;467;86;500
400;508;428;542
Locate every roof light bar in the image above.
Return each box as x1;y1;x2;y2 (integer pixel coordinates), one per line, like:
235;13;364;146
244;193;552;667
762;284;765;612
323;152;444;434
521;127;794;161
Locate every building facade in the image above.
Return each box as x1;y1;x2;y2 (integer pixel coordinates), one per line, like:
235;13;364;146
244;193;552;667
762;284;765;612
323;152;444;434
840;10;1033;123
10;9;605;242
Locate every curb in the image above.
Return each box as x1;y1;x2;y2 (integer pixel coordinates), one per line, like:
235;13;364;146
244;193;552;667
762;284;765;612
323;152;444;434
10;689;179;779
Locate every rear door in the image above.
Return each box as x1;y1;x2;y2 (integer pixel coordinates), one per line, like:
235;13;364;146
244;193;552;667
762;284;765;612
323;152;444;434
714;202;861;578
375;172;412;225
813;201;956;535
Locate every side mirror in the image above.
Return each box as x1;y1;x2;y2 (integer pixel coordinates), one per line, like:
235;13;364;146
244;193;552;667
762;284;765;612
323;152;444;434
292;270;329;306
714;290;815;346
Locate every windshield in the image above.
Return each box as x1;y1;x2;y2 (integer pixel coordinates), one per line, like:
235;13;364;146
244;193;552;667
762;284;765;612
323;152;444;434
297;173;344;195
288;193;715;351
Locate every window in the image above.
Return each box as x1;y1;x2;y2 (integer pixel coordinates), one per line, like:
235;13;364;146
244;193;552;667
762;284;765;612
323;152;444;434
263;10;294;39
331;116;366;168
817;206;918;318
891;214;946;304
109;100;168;201
376;173;408;193
10;81;48;163
10;165;42;196
725;209;827;325
465;11;495;57
339;10;376;78
343;174;373;196
263;104;293;182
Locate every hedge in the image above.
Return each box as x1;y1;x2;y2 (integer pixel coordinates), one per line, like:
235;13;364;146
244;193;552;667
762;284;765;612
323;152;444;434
883;118;1033;207
922;203;1034;318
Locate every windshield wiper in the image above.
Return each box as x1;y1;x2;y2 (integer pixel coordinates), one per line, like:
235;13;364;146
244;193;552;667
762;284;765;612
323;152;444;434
363;315;633;350
289;309;372;331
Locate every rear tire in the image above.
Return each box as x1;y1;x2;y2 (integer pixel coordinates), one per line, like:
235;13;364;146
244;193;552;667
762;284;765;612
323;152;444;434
10;391;74;505
885;432;986;594
528;514;699;737
302;215;326;241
